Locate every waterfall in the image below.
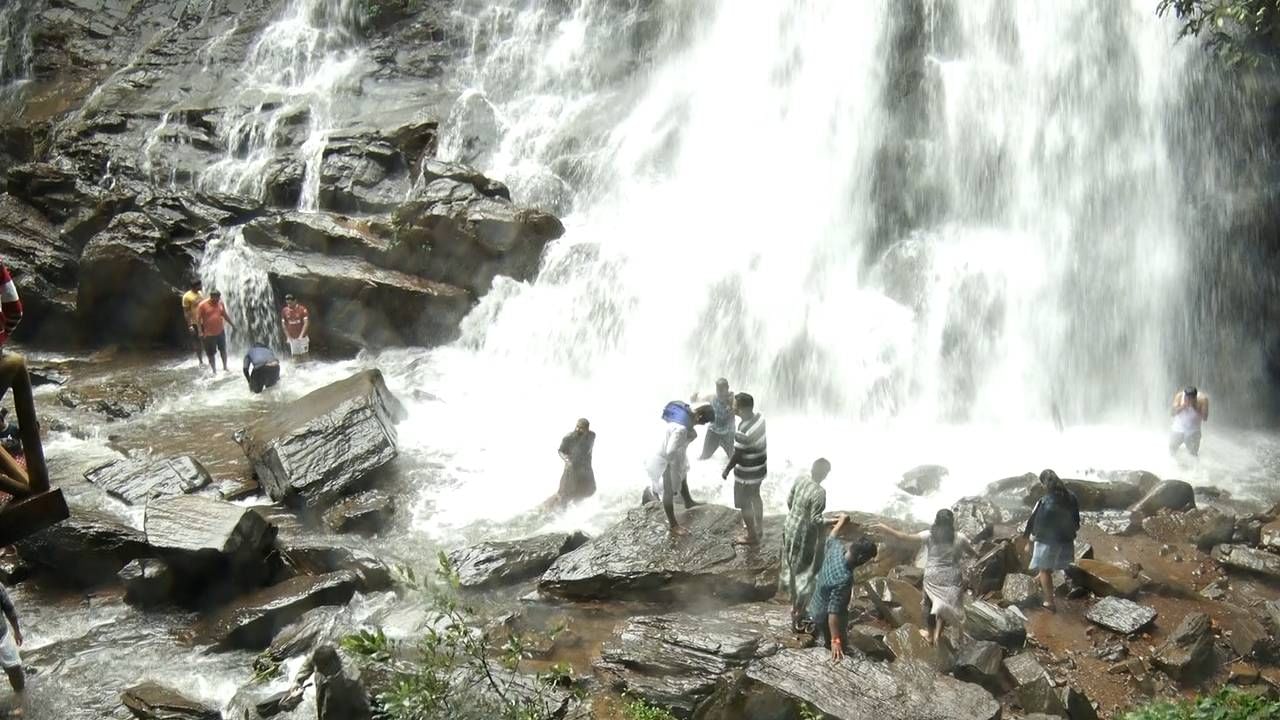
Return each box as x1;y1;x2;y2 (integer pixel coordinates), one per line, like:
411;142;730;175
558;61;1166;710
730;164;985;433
197;228;282;356
198;0;363;209
444;0;1204;426
0;1;33;93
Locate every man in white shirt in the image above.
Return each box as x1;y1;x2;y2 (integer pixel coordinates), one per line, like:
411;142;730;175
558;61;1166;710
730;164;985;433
1169;386;1209;457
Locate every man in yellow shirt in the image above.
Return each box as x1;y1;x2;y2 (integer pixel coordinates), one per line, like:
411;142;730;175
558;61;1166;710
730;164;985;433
181;279;204;368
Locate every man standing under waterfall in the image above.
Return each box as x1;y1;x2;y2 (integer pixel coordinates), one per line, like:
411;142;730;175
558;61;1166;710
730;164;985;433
181;279;205;368
691;377;735;460
196;290;235;374
550;418;596;507
281;294;310;362
1169;386;1209;457
722;392;767;545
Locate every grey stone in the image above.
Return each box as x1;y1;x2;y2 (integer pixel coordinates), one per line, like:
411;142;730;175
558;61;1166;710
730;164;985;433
1085;596;1157;635
448;531;588;590
952;640;1006;696
1003;652;1050;687
963;600;1026;648
277;540;393;592
144;494;276;596
196;571;359;650
1213;544;1280;581
237;370;404;508
119;558;173;608
16;510;150;587
899;465;947;496
1070;559;1143;598
744;647;1001;720
1152;612;1214;684
952;496;1002;541
1130;480;1197;518
322;489;395;535
885;623;953;672
121;682;219;720
84;454;212;505
965;540;1016;595
539;504;780;603
1261;520;1280;551
1080;510;1141;536
1142;508;1237;551
867;576;925;628
1002;573;1042;607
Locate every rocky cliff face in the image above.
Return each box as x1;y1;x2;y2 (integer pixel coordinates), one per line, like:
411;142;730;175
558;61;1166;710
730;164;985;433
0;0;563;351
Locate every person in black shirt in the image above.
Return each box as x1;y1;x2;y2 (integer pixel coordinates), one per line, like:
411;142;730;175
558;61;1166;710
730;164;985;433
552;418;596;506
1023;469;1081;612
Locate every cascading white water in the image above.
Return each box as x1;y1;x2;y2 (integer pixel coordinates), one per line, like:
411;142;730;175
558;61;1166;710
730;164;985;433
397;0;1253;533
0;1;33;93
198;0;362;208
198;228;282;356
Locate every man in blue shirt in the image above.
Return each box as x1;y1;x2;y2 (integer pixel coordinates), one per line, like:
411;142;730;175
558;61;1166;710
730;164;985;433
243;343;281;394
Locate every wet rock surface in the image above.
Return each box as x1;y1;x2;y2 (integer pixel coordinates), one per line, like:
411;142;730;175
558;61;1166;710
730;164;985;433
1213;544;1280;580
744;647;1001;720
237;370;402;507
143;494;276;598
121;682;220;720
322;489;395;534
196;570;359;650
964;599;1027;648
1152;612;1215;683
1085;596;1157;635
84;454;212;505
16;510;150;587
449;531;589;590
538;503;781;603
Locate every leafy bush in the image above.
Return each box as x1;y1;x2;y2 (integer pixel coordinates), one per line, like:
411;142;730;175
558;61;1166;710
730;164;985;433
1121;688;1280;720
342;553;582;720
1157;0;1280;66
623;696;678;720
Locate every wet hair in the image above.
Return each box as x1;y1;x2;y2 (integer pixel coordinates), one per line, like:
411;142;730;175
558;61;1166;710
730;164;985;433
210;289;222;297
930;508;956;546
693;404;715;425
845;535;878;570
812;457;832;481
1184;386;1198;399
1039;468;1067;496
734;392;754;413
190;279;202;290
715;377;729;390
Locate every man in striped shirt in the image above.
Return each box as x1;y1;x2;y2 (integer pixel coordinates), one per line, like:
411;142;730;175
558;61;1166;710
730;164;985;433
721;392;766;545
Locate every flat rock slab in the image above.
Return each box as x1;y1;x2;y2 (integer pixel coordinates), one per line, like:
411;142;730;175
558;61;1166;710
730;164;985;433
145;494;275;558
121;682;219;720
1214;544;1280;581
538;503;780;603
237;370;404;507
964;600;1026;648
595;609;780;716
323;489;395;534
745;647;1001;720
450;531;588;589
1072;559;1143;598
85;455;212;505
196;570;359;650
15;510;150;587
1085;596;1157;635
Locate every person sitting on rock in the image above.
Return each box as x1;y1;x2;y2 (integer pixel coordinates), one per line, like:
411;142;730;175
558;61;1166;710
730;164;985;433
551;418;596;507
242;343;280;394
872;509;975;646
0;583;25;716
691;377;735;460
643;402;708;536
781;458;830;633
196;290;235;374
808;513;877;661
1023;469;1080;612
1169;386;1208;457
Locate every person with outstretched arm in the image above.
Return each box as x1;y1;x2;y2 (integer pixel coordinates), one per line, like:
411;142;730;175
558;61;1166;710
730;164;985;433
872;509;975;646
807;513;877;661
644;402;709;536
0;583;26;715
196;290;235;374
243;343;281;394
721;392;766;545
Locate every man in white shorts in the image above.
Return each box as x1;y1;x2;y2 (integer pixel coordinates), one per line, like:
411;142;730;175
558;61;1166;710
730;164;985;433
0;585;25;714
281;294;311;362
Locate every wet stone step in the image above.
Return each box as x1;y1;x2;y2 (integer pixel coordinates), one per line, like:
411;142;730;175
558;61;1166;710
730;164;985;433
1085;596;1157;635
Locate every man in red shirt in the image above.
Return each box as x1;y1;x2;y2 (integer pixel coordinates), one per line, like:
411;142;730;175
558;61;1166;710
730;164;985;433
0;259;51;498
196;290;235;374
281;294;310;361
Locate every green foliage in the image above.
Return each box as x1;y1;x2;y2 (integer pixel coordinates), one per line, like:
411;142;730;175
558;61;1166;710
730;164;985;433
798;701;827;720
1121;688;1280;720
622;696;679;720
342;554;580;720
1157;0;1280;66
250;652;283;685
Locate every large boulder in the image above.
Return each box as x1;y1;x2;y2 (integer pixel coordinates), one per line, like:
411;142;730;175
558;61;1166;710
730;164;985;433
951;496;1002;541
144;494;277;599
866;577;925;629
84;454;212;505
1212;544;1280;581
1260;520;1280;551
963;600;1026;648
448;531;589;590
952;641;1006;696
1079;510;1141;536
1024;478;1142;511
594;609;780;717
743;648;1001;720
1142;508;1236;551
262;606;355;665
965;540;1017;595
121;682;219;720
1002;573;1042;608
1130;480;1196;518
899;465;947;496
196;570;360;650
15;510;150;587
0;193;79;346
1070;559;1143;598
237;370;403;507
276;539;393;592
539;504;780;603
119;558;174;608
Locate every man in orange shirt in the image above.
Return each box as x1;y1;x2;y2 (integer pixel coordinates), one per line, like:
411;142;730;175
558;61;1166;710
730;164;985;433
196;290;236;374
281;294;310;362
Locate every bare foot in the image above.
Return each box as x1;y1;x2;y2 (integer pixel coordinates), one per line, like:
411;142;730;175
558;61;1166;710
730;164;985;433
1041;600;1057;613
918;628;931;641
733;534;759;546
670;525;690;537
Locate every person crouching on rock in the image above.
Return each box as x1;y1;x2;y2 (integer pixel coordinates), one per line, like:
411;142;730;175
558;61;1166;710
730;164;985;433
808;513;877;661
1023;469;1080;613
872;509;975;646
551;418;596;507
1169;386;1208;457
643;402;708;537
243;343;281;394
